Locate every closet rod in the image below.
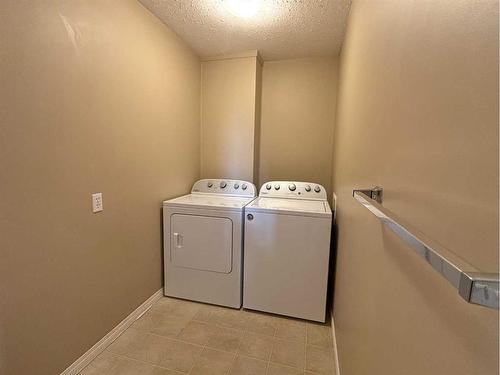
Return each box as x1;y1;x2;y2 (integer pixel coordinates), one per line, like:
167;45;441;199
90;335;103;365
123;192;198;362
353;188;499;310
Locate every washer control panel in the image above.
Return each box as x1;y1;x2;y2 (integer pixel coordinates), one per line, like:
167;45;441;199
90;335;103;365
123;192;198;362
191;179;256;197
259;181;327;200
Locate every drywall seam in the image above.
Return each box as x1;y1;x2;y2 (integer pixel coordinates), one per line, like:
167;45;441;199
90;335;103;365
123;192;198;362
60;289;163;375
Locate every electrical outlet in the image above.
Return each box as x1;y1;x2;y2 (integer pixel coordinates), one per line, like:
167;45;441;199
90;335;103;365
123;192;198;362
92;193;103;213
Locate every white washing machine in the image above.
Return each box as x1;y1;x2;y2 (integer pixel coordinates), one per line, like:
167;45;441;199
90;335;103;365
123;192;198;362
163;179;256;308
243;181;332;322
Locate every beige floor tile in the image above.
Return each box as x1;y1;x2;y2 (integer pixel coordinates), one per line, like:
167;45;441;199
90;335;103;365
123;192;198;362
107;329;202;372
106;329;151;357
192;304;222;322
229;355;267;375
270;339;305;369
190;347;235;375
206;326;243;353
192;309;212;322
305;345;335;374
266;362;303;375
244;312;277;336
83;299;339;375
152;297;200;319
210;308;248;330
238;332;274;361
153;339;203;373
275;319;306;342
80;351;177;375
131;310;190;338
176;321;217;346
306;323;333;349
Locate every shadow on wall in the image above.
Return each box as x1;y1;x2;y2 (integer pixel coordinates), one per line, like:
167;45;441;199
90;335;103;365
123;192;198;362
160;208;165;286
326;222;338;318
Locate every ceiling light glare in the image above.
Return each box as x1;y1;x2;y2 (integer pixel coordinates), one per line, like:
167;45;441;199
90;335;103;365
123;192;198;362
225;0;260;18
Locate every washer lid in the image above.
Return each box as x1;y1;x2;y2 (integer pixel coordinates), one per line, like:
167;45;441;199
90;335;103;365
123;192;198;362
246;197;332;217
163;194;255;210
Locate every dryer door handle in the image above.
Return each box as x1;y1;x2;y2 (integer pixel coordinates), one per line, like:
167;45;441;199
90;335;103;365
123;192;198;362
173;232;183;248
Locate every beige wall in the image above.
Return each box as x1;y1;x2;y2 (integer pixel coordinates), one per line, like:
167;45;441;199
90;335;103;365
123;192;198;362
201;55;261;183
0;1;200;374
259;58;338;196
332;1;499;375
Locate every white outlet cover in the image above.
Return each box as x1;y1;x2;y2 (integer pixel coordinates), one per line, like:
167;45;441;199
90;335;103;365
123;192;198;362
92;193;103;213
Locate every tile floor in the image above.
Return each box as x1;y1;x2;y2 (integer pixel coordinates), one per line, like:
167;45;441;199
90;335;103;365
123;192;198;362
80;297;337;375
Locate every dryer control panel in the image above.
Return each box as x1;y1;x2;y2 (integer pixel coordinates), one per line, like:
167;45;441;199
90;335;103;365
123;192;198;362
259;181;327;201
191;179;256;197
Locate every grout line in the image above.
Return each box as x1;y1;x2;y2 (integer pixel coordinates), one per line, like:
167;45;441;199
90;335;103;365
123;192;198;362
264;360;271;374
265;320;279;375
127;328;206;350
187;309;212;375
96;298;326;375
186;344;205;375
101;351;185;374
268;361;310;373
226;318;247;375
263;324;275;375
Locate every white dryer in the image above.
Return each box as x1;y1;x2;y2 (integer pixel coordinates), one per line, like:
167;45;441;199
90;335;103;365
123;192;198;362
243;181;332;322
163;179;256;308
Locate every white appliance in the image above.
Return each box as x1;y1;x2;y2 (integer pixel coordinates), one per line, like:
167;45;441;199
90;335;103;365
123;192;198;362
163;179;256;308
243;181;332;322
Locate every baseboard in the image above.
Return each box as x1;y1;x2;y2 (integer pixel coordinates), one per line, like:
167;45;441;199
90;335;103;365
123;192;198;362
331;311;341;375
60;289;163;375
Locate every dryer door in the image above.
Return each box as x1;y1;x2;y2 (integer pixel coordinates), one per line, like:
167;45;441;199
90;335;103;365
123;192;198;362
170;214;233;273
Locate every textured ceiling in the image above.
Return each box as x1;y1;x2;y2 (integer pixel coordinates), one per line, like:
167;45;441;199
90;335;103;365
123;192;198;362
138;0;351;60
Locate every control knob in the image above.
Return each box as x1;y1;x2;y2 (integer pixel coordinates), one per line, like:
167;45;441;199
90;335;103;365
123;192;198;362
242;184;247;190
288;183;296;191
220;181;227;188
274;184;280;190
305;185;311;192
234;183;239;189
314;185;321;193
266;184;272;190
207;182;213;188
